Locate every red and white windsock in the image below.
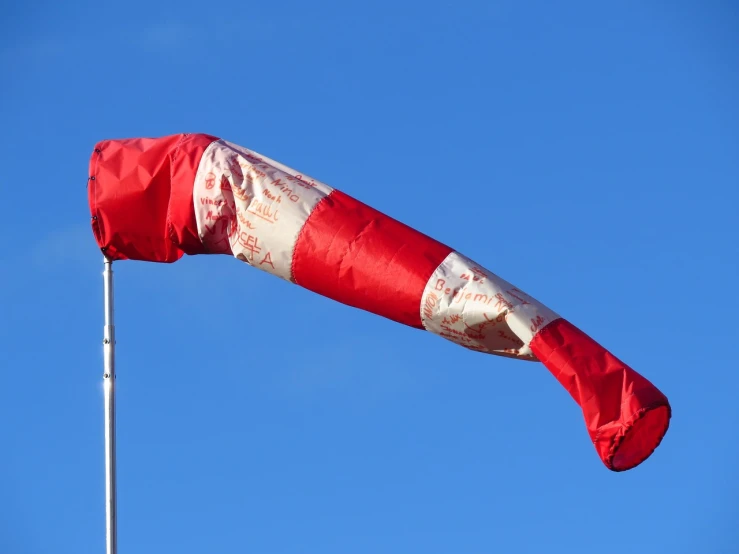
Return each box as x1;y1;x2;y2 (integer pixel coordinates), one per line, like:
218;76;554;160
88;133;671;471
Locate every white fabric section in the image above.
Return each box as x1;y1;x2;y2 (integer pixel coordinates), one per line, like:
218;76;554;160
420;252;560;360
193;140;333;281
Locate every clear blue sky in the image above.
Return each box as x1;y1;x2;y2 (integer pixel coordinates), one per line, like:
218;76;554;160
1;1;737;552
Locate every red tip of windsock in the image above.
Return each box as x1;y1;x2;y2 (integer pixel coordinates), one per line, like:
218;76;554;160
530;319;671;471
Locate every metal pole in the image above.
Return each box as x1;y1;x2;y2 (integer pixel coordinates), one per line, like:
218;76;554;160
103;256;117;554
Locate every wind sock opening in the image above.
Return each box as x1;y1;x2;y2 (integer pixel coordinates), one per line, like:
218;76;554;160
88;133;217;262
609;404;670;471
530;318;671;471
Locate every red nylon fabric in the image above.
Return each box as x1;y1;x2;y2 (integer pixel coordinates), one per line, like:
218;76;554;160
530;318;671;471
292;190;452;328
88;133;217;262
86;133;672;470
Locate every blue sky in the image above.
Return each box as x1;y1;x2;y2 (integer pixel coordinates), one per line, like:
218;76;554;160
1;1;738;552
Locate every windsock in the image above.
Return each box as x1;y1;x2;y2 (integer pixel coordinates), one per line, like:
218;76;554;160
88;133;670;471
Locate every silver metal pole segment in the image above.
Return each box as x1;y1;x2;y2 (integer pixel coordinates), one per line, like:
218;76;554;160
103;257;117;554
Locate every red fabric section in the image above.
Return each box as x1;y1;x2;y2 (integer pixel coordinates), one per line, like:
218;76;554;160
292;190;452;328
88;133;217;262
530;318;671;471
